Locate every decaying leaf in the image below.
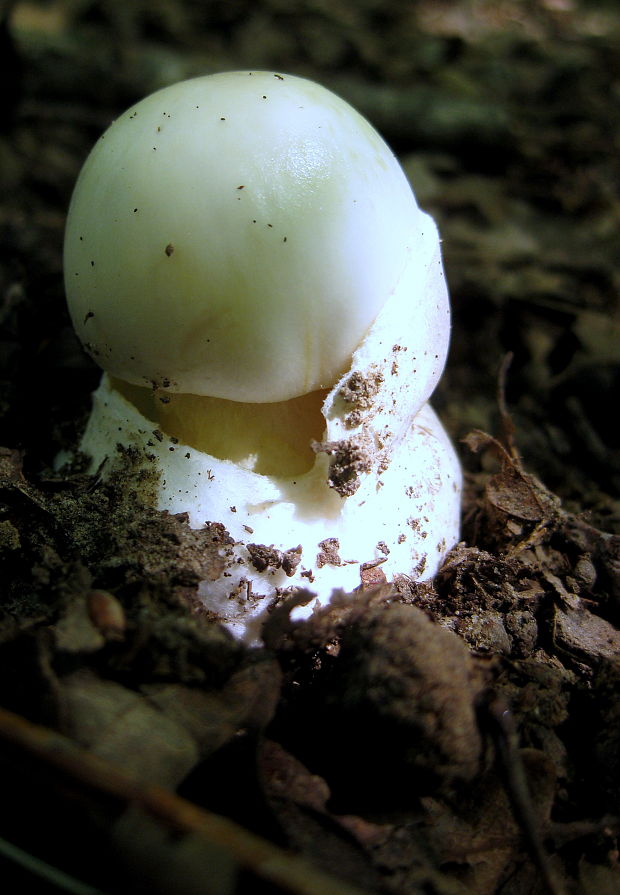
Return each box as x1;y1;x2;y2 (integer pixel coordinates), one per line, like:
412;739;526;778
56;652;281;790
552;602;620;665
463;428;562;554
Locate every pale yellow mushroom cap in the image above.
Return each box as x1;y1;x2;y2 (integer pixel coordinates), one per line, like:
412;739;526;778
64;71;427;403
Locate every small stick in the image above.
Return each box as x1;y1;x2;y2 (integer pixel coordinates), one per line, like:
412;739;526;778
0;705;369;895
483;691;568;895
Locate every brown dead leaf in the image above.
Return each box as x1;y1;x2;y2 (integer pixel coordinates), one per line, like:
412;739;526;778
553;603;620;664
58;669;201;788
260;738;331;814
258;739;385;893
142;653;280;754
142;682;240;757
486;464;550;523
418;749;557;895
56;651;281;790
463;428;562;555
462;429;502;457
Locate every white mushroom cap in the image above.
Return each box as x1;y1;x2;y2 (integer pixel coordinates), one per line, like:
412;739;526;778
64;71;436;403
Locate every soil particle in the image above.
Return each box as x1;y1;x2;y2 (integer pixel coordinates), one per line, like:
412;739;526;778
359;558;388;589
504;608;539;657
339;368;384;409
246;542;286;574
316;537;342;568
453;610;512;655
313;432;374;496
338;367;385;429
246;542;302;577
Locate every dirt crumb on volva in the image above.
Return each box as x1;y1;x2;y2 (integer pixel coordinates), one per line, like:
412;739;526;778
313;433;374;496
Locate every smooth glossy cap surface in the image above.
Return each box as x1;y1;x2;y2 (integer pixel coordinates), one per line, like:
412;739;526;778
64;71;426;402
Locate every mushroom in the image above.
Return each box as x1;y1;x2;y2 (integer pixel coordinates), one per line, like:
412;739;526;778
64;71;461;641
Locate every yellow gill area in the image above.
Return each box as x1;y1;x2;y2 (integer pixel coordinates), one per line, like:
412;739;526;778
111;378;328;477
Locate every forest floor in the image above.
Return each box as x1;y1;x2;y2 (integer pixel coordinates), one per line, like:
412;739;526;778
0;2;619;894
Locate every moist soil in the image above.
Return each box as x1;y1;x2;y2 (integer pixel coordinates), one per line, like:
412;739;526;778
0;3;619;894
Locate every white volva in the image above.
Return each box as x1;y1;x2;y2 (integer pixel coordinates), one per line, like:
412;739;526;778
64;71;462;642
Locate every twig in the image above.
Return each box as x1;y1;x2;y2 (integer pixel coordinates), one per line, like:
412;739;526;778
482;692;568;895
496;352;521;466
0;705;369;895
